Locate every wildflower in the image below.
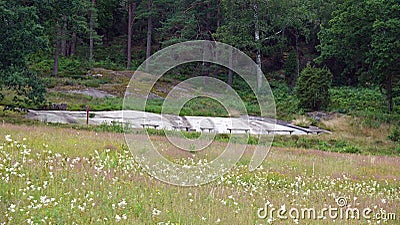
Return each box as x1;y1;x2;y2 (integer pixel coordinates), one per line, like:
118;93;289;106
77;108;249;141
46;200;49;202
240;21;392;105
78;205;85;212
8;204;16;212
5;135;12;142
152;208;161;216
118;199;127;208
26;218;33;225
115;214;121;222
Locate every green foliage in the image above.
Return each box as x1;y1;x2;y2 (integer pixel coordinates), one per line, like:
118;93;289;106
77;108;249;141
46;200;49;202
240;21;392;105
45;92;123;111
29;55;90;77
368;0;400;112
284;50;298;91
328;86;385;113
94;121;131;133
317;0;373;84
388;127;400;143
0;1;47;108
270;80;301;120
296;65;332;111
58;57;90;77
28;59;53;76
156;0;207;46
84;80;101;88
273;136;361;154
180;97;228;117
144;99;164;114
0;1;46;67
353;111;400;128
89;97;123;111
317;0;400;111
328;86;400;127
213;0;255;50
0;67;46;109
182;132;201;140
93;58;125;71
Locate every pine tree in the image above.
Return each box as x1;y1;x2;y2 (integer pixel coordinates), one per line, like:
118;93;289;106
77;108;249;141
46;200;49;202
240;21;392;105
0;0;46;108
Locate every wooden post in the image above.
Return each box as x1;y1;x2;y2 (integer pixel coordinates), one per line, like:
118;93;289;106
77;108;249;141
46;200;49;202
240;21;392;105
86;106;90;126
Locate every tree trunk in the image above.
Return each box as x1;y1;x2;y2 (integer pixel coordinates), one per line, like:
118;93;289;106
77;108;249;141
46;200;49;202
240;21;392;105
294;33;300;91
203;1;211;84
127;2;137;69
254;1;262;91
61;15;67;56
203;43;211;84
388;74;393;112
228;48;233;87
70;32;77;56
217;0;221;28
145;0;153;71
89;0;96;62
53;25;61;77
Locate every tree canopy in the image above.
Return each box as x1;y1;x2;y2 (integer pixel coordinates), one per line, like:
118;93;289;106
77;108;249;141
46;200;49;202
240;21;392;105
317;0;400;111
0;0;46;108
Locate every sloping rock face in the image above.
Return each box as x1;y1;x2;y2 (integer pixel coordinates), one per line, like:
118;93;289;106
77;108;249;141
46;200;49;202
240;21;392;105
26;110;329;135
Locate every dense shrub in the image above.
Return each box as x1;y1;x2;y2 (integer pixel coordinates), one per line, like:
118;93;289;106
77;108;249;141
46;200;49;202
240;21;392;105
269;80;301;120
284;50;298;91
84;79;101;88
296;65;332;111
328;86;385;113
388;127;400;142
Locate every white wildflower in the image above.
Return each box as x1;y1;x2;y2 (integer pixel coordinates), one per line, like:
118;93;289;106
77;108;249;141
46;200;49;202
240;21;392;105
152;208;161;216
115;214;121;222
5;135;12;142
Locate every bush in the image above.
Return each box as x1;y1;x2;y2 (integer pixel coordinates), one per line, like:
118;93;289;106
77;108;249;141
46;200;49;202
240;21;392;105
58;57;90;76
29;59;53;76
296;65;332;111
93;58;124;71
284;49;298;91
42;77;58;88
341;145;361;154
269;80;301;120
388;127;400;142
84;79;101;88
328;86;385;113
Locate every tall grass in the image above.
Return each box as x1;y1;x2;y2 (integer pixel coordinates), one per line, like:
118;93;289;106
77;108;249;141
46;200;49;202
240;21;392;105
0;124;399;224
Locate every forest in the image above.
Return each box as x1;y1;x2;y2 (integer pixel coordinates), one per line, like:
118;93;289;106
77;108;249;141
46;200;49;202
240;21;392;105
0;0;399;114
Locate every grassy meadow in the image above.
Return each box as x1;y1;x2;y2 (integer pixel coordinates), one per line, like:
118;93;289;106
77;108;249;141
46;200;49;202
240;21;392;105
0;123;399;224
2;0;400;223
1;69;399;224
